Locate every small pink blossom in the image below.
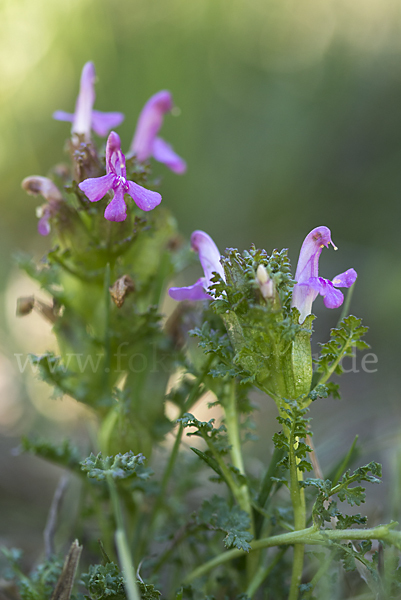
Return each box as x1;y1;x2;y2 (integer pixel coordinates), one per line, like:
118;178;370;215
291;226;357;322
129;91;186;174
169;231;224;301
78;132;161;222
53;62;124;139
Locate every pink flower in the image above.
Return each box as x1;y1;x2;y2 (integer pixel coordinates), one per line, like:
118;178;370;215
291;226;357;322
53;62;124;139
22;176;63;236
129;91;186;174
78;132;161;222
169;231;224;301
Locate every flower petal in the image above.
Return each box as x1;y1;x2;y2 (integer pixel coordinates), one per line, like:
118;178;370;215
292;226;335;321
130;90;174;161
332;268;357;289
306;276;327;295
152;137;187;174
308;277;344;309
126;180;162;211
191;230;224;288
52;110;74;122
294;226;333;285
37;207;51;236
79;173;115;202
169;279;209;301
322;285;344;309
104;187;127;222
91;110;125;137
72;62;96;139
105;131;125;176
22;176;62;201
291;283;319;323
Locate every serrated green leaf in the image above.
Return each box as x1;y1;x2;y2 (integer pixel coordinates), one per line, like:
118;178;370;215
313;315;369;387
331;462;381;506
196;495;253;552
80;452;152;481
190;447;224;480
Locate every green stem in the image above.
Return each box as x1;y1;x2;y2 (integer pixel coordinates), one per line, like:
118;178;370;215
147;421;184;534
103;262;111;389
245;547;287;598
222;380;257;581
315;333;355;388
182;523;401;584
337;282;355;326
51;255;94;281
305;549;336;597
107;476;140;600
203;433;240;500
147;358;213;533
255;446;285;537
136;358;216;562
223;380;253;531
288;421;306;600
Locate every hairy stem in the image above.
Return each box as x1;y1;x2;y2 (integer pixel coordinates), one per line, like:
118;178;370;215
222;379;256;581
288;422;306;600
223;380;254;532
182;523;401;584
107;477;140;600
103;263;111;390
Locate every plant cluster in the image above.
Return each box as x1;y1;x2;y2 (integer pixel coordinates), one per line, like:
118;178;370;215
2;62;400;600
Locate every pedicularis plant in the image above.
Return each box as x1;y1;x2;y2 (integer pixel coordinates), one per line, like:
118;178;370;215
3;62;401;600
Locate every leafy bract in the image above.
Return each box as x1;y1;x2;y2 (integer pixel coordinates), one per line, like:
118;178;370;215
80;451;153;481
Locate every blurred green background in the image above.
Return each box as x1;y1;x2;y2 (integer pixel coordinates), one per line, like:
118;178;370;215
1;0;401;563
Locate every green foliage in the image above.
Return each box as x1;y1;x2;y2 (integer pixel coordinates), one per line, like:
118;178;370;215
80;451;153;481
137;582;162;600
30;353;84;401
274;400;313;473
13;67;401;600
20;436;83;474
15;252;65;300
81;562;161;600
192;247;314;398
332;462;382;506
302;461;381;527
190;323;238;380
2;548;64;600
81;562;126;600
334;540;380;579
313;315;369;384
179;413;230;454
195;495;253;552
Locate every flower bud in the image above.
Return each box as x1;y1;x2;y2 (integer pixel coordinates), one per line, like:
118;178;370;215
256;264;274;299
22;176;62;201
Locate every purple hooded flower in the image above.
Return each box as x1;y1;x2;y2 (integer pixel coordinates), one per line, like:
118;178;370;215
169;231;224;301
78;131;161;222
22;176;63;236
291;226;357;322
129;91;186;174
53;62;124;139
